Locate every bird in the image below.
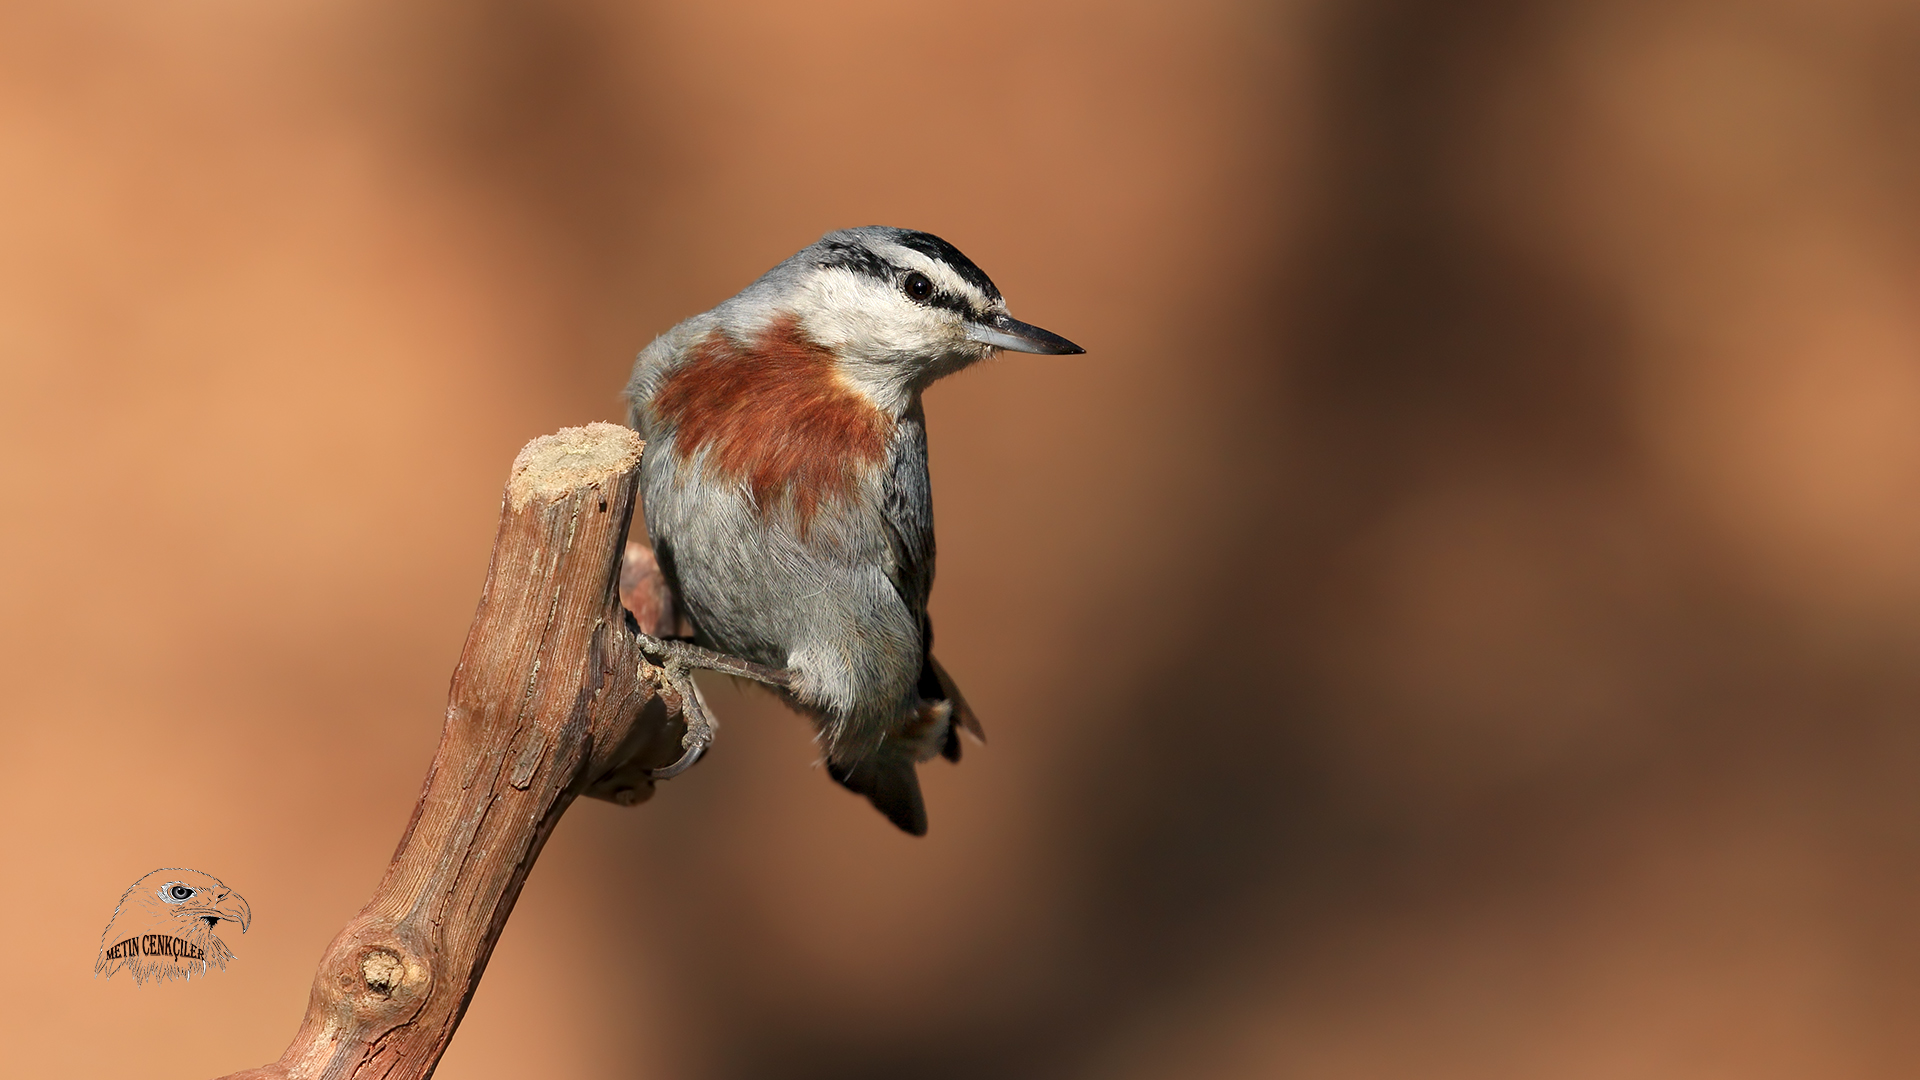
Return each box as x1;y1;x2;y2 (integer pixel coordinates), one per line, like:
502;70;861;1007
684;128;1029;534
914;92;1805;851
625;226;1082;834
94;867;251;984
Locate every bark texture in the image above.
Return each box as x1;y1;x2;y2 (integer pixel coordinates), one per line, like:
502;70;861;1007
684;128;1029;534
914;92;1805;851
218;422;686;1080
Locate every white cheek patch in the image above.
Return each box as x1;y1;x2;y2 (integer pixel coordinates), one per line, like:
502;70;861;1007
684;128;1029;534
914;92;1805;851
799;273;896;348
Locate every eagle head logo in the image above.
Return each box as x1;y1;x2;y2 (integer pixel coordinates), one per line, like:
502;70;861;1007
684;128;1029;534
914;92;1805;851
94;868;251;985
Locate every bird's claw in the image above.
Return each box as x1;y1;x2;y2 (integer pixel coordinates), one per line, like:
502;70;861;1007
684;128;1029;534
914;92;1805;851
645;626;764;776
635;631;794;781
649;725;708;779
645;673;713;779
636;634;712;780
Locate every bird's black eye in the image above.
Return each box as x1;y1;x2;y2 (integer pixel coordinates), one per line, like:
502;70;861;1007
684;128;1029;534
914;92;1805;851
165;884;195;902
903;271;933;302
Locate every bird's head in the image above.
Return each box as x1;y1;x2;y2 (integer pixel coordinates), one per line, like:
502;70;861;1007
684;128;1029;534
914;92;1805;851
720;226;1083;411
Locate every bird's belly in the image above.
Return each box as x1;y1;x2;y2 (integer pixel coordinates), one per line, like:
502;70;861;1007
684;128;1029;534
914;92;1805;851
642;450;921;719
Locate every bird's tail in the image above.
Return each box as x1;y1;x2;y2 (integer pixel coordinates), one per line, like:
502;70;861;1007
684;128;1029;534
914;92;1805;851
827;752;928;836
924;653;984;760
825;653;987;836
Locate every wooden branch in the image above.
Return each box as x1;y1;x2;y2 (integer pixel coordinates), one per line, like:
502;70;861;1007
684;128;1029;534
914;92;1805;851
217;423;689;1080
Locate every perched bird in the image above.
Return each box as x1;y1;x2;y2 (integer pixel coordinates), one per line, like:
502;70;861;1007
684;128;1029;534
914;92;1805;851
626;226;1082;834
95;868;251;985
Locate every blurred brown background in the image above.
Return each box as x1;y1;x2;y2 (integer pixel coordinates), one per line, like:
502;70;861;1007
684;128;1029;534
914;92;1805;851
5;0;1919;1076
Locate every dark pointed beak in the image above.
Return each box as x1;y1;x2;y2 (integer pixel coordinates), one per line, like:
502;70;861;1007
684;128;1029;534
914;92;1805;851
965;312;1085;355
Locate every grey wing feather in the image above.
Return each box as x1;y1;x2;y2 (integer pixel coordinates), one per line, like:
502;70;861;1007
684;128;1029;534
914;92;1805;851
880;409;936;622
880;410;984;763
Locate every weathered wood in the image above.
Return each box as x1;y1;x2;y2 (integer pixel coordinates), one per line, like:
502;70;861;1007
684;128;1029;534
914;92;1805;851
218;423;686;1080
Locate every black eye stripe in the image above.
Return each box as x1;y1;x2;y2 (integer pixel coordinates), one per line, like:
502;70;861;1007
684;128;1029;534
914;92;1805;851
923;290;974;317
893;231;1001;301
813;231;1002;315
831;256;978;317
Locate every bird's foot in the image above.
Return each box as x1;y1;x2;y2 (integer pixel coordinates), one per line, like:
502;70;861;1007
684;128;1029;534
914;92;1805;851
635;633;793;779
635;633;792;689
